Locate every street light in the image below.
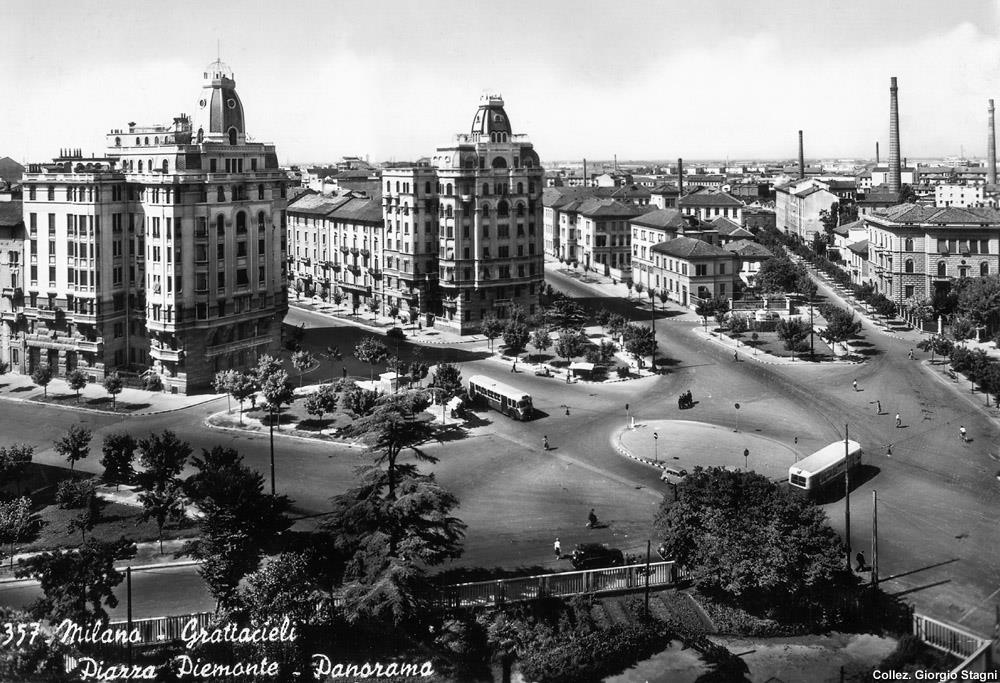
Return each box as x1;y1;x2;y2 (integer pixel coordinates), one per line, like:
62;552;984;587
734;402;740;433
626;402;630;428
653;431;659;464
743;447;750;472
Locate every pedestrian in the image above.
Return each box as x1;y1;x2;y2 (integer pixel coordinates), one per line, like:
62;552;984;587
886;443;893;456
895;413;901;428
587;508;598;528
553;537;561;558
543;435;550;451
855;551;866;572
511;361;516;373
565;406;570;416
734;351;738;362
960;425;967;442
908;349;915;360
853;379;859;392
876;400;881;414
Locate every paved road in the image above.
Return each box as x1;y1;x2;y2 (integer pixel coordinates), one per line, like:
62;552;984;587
2;275;998;635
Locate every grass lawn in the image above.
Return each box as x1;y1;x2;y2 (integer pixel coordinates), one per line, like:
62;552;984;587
30;392;152;413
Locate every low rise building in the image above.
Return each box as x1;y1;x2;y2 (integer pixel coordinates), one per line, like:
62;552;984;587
775;178;838;240
678;188;744;224
722;239;773;290
630;209;717;290
650;236;737;306
934;184;985;208
0;200;24;371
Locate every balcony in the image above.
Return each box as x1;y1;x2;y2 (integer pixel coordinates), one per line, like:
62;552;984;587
361;248;371;258
1;286;21;299
340;245;350;254
150;345;184;362
76;339;100;353
205;333;273;358
38;308;58;322
350;247;359;256
441;297;458;309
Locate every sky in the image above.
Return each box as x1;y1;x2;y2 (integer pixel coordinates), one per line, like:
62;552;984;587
3;0;1000;165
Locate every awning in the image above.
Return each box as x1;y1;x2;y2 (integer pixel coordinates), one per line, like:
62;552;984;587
569;362;595;371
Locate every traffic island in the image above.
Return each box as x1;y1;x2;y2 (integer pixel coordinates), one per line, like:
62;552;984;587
612;420;801;481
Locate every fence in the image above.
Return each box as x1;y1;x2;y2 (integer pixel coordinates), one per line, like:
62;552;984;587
433;561;685;609
103;611;216;645
913;612;992;670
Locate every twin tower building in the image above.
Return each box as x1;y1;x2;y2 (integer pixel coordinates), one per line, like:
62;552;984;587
6;61;544;393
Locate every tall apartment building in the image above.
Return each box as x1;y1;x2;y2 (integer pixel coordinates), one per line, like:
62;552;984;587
16;60;288;393
382;94;545;334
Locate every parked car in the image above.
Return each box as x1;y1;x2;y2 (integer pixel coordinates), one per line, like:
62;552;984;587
660;467;688;485
570;543;625;570
534;367;552;377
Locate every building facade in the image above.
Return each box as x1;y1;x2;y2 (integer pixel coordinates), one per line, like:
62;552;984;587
650;236;738;307
0;201;24;371
630;209;717;291
15;60;288;393
678;188;744;224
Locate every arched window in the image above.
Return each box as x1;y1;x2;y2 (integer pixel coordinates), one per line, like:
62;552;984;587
446;205;453;218
148;159;153;172
115;137;121;147
982;262;990;276
937;261;947;278
481;203;491;217
482;183;490;196
257;184;264;200
395;182;400;193
135;137;141;146
228;128;237;145
144;137;149;145
217;186;225;202
138;160;143;172
497;200;509;218
516;203;525;217
236;211;246;234
446;183;453;195
161;160;168;173
904;259;914;273
197;128;204;143
217;215;225;236
258;211;266;232
491;157;508;169
904;238;914;251
386;181;391;192
154;137;159;144
425;181;431;194
517;182;524;194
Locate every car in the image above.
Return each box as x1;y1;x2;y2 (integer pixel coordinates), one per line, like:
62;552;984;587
660;467;688;485
570;543;625;570
534;367;552;377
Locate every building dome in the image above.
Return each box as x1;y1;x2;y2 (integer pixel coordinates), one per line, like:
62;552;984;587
471;93;512;138
193;60;245;144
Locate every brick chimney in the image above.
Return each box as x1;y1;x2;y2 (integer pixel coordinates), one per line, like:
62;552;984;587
677;157;684;196
583;158;587;186
876;141;880;165
989;100;997;185
889;76;902;194
798;130;805;179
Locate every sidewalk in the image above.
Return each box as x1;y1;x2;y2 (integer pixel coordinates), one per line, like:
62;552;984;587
0;372;223;416
0;538;197;583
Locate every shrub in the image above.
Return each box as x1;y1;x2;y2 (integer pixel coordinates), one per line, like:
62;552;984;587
56;479;97;509
616;366;630;378
144;374;163;391
386;327;406;340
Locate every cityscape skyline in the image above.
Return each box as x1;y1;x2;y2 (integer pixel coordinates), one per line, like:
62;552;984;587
4;1;1000;164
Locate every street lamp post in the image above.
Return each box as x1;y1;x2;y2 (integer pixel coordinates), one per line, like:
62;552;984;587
626;402;630;428
734;402;740;433
653;431;659;464
269;405;276;496
743;447;749;472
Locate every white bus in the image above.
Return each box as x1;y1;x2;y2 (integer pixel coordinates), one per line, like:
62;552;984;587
468;375;533;421
789;439;862;495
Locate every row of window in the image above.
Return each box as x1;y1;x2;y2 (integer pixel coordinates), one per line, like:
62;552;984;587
387;180;537;196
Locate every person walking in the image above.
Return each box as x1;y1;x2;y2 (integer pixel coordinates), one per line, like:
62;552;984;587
853;379;859;392
553;537;561;558
875;400;882;414
960;425;967;442
587;508;598;528
543;435;550;451
908;349;915;360
733;351;738;362
895;413;902;428
855;551;866;572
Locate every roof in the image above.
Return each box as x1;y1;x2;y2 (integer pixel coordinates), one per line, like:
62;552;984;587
872;203;1000;225
711;217;752;237
576;197;645;219
651;236;733;259
722;239;773;258
650;183;680;195
0;200;23;227
630;208;689;230
327;197;383;223
678;189;743;208
839;219;865;232
287;193;351;216
846;239;869;255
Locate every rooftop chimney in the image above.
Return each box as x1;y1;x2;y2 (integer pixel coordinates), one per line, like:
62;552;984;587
677;157;684;197
989;99;997;185
876;141;880;165
798;130;805;179
889;76;902;194
583;158;588;186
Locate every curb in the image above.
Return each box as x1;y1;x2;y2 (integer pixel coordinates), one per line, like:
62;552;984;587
691;327;862;366
203;410;367;449
290;303;485;346
0;559;203;586
0;389;224;417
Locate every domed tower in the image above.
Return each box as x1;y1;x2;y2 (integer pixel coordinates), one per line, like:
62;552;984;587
470;94;512;142
193;59;246;145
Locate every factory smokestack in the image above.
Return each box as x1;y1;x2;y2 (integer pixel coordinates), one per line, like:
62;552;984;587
798;130;805;179
876;141;880;165
677;158;684;197
989;100;997;185
583;158;587;187
889;76;901;194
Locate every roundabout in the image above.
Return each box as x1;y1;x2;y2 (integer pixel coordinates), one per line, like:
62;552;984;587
614;419;804;482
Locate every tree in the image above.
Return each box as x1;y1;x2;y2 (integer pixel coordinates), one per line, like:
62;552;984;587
54;423;92;471
102;373;124;411
138;482;185;554
776;318;810;359
606;313;628;341
899;184;918;204
213;369;238;412
304;383;338;420
978;362;1000;407
388;304;400;319
554;329;587;365
530;328;552;360
917;335;954;362
16;538;136;625
66;369;88;403
332;290;344;307
260;370;296;429
819;308;862;356
254;354;284;384
0;497;33;569
354;337;388;382
291;349;315;388
0;444;33;496
658;290;669;310
30;364;52;398
623;324;657;366
481;315;504;352
654;467;845;605
136;430;192;490
68;491;106;543
952;316;976;345
340;382;380;417
100;432;136;490
756;256;809;294
502;321;530;356
695;300;715;331
407;361;429;387
633;282;644;299
428;363;464;401
228;371;259;424
626;281;633;299
713;298;731;329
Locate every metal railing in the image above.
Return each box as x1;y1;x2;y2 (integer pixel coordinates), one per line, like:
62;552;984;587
913;612;990;660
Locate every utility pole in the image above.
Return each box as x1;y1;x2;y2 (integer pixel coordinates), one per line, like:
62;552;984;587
126;566;133;666
269;406;276;496
644;540;651;620
871;490;879;589
809;297;815;359
649;290;656;373
844;424;852;573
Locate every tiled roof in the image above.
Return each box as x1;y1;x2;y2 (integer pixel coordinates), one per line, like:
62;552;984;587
0;200;22;227
711;217;751;237
652;236;732;259
630;208;689;229
650;183;680;195
287;193;350;216
847;239;869;255
328;197;383;223
678;190;743;207
839;219;865;232
595;184;652;200
542;186;593;208
722;239;773;258
873;203;1000;225
577;198;645;218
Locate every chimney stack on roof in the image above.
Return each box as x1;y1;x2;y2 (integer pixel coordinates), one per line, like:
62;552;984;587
889;76;902;194
583;158;587;186
677;158;684;196
989;99;997;185
798;130;805;179
876;141;880;165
